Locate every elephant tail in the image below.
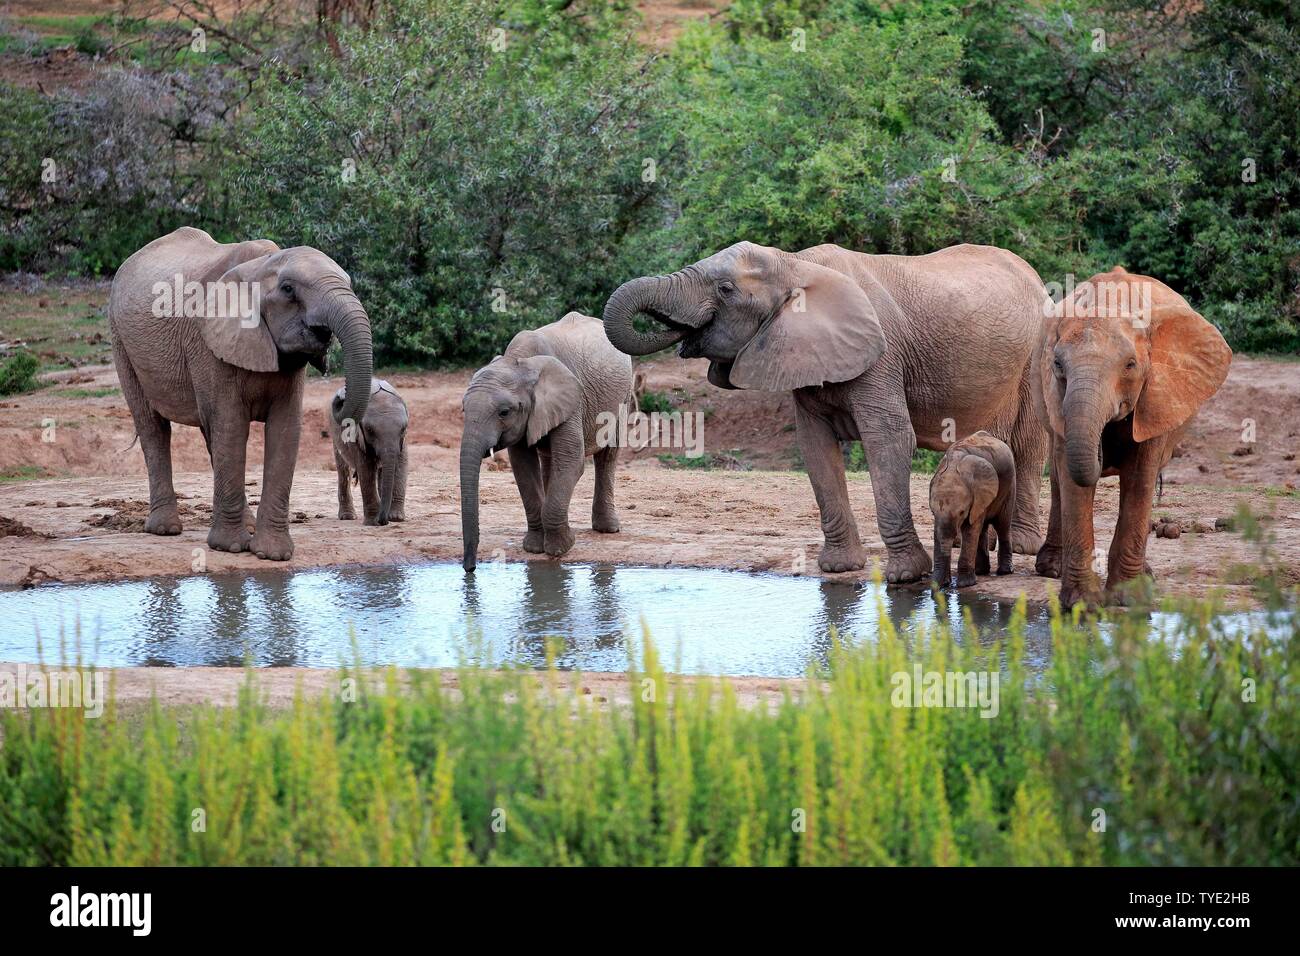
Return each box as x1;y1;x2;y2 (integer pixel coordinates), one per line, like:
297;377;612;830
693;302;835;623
120;432;140;454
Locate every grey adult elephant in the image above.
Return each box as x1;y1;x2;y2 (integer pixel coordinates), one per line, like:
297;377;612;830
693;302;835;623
109;226;373;560
603;241;1049;582
460;313;633;571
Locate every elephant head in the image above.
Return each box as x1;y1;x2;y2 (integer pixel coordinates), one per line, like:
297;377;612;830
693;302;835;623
929;451;997;570
1038;268;1231;487
602;242;887;391
333;380;408;525
202;246;374;430
459;354;581;571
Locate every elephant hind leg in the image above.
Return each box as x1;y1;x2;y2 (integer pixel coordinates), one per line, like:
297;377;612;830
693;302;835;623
592;445;620;533
113;338;181;536
388;447;408;522
1007;373;1048;554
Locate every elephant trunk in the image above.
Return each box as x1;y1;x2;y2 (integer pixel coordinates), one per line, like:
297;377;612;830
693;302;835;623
460;435;490;572
602;274;701;355
1062;379;1105;487
323;289;374;430
377;449;398;526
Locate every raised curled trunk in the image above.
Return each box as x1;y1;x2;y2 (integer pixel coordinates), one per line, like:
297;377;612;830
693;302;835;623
1062;381;1105;487
460;437;487;571
603;274;698;355
324;289;374;430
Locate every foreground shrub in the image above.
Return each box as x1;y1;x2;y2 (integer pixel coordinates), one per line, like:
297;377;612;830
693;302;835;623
1;596;1295;866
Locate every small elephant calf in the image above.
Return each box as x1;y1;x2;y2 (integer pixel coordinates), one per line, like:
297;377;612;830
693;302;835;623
929;431;1017;588
328;378;408;526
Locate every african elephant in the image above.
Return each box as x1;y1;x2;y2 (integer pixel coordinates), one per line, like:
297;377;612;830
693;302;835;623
1032;267;1231;607
929;430;1016;587
603;241;1048;582
109;226;373;560
460;312;633;571
329;379;408;526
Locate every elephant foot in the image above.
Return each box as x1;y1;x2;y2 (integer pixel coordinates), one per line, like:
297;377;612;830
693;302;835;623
592;512;620;534
544;526;575;557
207;523;250;554
885;542;931;584
144;506;183;536
251;528;294;561
243;506;257;535
338;509;356;521
523;529;545;553
362;514;388;527
1034;544;1062;578
1105;571;1155;607
388;508;405;522
996;560;1014;576
1010;524;1044;555
955;570;977;588
1058;579;1103;612
817;541;867;574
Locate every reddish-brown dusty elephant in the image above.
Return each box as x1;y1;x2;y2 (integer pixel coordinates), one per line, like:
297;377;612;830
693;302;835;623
1032;267;1232;607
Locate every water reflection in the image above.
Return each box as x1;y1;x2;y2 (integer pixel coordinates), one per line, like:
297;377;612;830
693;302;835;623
0;561;1283;677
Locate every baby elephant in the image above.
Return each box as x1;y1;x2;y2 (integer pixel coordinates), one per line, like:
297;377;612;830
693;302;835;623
329;378;408;525
460;312;633;571
929;431;1017;587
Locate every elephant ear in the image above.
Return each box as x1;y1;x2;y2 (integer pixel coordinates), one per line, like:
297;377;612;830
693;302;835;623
957;454;998;521
729;257;886;391
1132;303;1231;443
1035;308;1067;437
199;254;278;373
522;355;581;446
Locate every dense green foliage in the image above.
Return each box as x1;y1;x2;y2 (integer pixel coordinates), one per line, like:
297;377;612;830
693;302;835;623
1;601;1295;866
0;350;40;395
0;0;1296;359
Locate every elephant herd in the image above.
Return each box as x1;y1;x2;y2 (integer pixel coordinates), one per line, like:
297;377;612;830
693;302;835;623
108;227;1231;609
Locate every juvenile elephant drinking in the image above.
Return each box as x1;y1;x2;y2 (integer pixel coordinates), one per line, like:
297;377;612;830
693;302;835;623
603;241;1049;582
460;313;634;571
329;379;408;526
109;227;373;560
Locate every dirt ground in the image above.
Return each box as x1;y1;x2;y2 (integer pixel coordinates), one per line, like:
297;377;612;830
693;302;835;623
2;287;1297;610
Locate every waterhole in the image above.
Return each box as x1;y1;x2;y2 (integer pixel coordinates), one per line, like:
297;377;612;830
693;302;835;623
0;562;1281;676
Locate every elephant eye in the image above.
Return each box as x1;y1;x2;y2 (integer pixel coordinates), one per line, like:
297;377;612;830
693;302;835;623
1053;359;1065;373
718;281;735;296
280;282;294;297
1125;359;1138;370
498;406;510;418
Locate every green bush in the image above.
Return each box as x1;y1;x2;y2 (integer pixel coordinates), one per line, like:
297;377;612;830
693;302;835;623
1;598;1295;865
222;0;665;366
0;351;40;396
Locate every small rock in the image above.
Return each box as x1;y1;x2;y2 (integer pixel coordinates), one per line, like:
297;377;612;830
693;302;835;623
1285;453;1296;461
1191;521;1214;534
1197;464;1209;473
1215;516;1237;532
1231;445;1253;457
651;507;673;518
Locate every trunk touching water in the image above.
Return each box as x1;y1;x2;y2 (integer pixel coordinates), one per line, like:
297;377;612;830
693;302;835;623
602;273;703;355
323;289;374;430
460;436;489;571
1062;381;1105;487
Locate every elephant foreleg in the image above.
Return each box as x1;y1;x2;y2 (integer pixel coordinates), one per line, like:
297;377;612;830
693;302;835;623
509;444;546;553
592;445;620;533
852;398;930;584
957;520;983;587
932;526;953;586
204;412;251;554
1105;440;1161;605
540;419;585;557
250;392;301;559
388;446;408;522
357;455;381;525
114;340;182;535
335;447;356;520
795;401;865;573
